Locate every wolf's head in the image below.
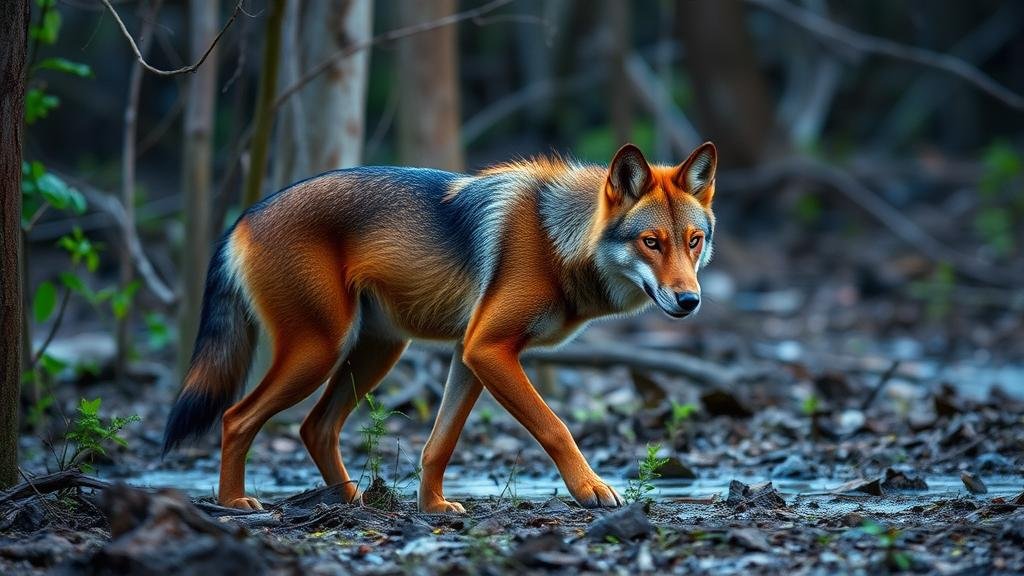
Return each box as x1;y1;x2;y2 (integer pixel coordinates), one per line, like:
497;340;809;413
592;142;717;318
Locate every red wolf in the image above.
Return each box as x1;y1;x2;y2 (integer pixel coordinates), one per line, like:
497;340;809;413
163;142;718;512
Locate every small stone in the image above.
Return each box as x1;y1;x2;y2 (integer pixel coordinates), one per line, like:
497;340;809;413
586;503;652;541
960;471;988;494
830;478;884;496
771;454;814;479
726;480;787;511
539;497;571;511
881;468;928;491
728;527;772;552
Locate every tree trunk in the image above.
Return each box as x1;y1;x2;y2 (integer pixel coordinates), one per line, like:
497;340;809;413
117;0;162;384
677;0;773;166
276;0;372;183
607;0;632;145
303;0;372;172
178;0;220;377
241;0;286;208
0;0;29;489
396;0;464;171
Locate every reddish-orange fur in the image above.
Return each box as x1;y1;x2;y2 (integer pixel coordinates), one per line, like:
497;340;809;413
186;143;717;512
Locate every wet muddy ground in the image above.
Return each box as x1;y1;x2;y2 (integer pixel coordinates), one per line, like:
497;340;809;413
5;220;1024;574
2;335;1023;575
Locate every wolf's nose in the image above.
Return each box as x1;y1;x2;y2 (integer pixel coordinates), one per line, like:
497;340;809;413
675;291;700;312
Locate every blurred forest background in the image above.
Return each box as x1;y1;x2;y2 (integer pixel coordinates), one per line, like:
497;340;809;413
4;0;1024;488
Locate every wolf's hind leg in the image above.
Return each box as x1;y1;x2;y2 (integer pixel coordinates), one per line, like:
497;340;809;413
419;344;483;513
219;333;343;510
301;331;408;501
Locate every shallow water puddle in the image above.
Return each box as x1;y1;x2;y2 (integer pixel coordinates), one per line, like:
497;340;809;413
123;467;1022;511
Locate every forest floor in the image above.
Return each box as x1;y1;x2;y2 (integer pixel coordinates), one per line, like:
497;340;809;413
4;216;1024;574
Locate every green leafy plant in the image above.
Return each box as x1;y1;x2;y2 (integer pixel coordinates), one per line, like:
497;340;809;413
359;392;403;482
624;443;670;504
907;262;955;321
860;520;914;572
801;394;820;416
665;401;697;439
975;141;1023;257
60;398;141;473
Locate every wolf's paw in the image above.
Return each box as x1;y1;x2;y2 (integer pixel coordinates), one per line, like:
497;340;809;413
419;497;467;514
225;496;264;510
569;476;623;508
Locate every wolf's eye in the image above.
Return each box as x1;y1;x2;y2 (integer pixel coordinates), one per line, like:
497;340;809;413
689;235;701;249
643;237;660;250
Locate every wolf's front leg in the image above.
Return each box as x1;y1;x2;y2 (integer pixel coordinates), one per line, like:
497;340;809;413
419;345;483;513
461;339;622;509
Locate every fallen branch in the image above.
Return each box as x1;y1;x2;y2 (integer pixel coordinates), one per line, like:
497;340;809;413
523;342;760;388
100;0;245;77
747;0;1024;110
0;469;112;505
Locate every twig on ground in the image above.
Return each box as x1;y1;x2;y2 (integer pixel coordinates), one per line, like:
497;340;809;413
0;469;113;506
100;0;245;77
522;342;760;388
747;0;1024;110
861;360;901;411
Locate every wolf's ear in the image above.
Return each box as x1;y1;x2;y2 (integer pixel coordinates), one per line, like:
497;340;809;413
675;142;717;207
606;144;653;205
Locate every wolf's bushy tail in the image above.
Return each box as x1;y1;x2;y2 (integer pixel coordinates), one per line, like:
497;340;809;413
162;227;258;456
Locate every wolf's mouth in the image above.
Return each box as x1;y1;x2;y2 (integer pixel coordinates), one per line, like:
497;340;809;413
643;283;688;318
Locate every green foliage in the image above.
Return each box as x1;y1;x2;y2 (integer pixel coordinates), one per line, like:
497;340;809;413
34;57;92;78
665;401;697;439
794;193;823;225
30;0;62;46
359;392;403;481
33;280;57;323
859;520;914;571
801;394;820;416
908;262;955;321
624;443;669;504
62;398;141;472
58;227;102;273
144;312;172;351
576;121;656;164
22;161;87;229
974;141;1023;257
24;88;59;124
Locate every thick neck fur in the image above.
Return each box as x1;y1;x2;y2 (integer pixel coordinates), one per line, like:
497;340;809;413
526;162;650;319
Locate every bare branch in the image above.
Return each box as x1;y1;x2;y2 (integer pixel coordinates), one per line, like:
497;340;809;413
719;158;1024;286
100;0;245;77
63;177;178;306
747;0;1024;110
271;0;515;112
216;0;528;206
623;53;701;155
462;72;601;146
